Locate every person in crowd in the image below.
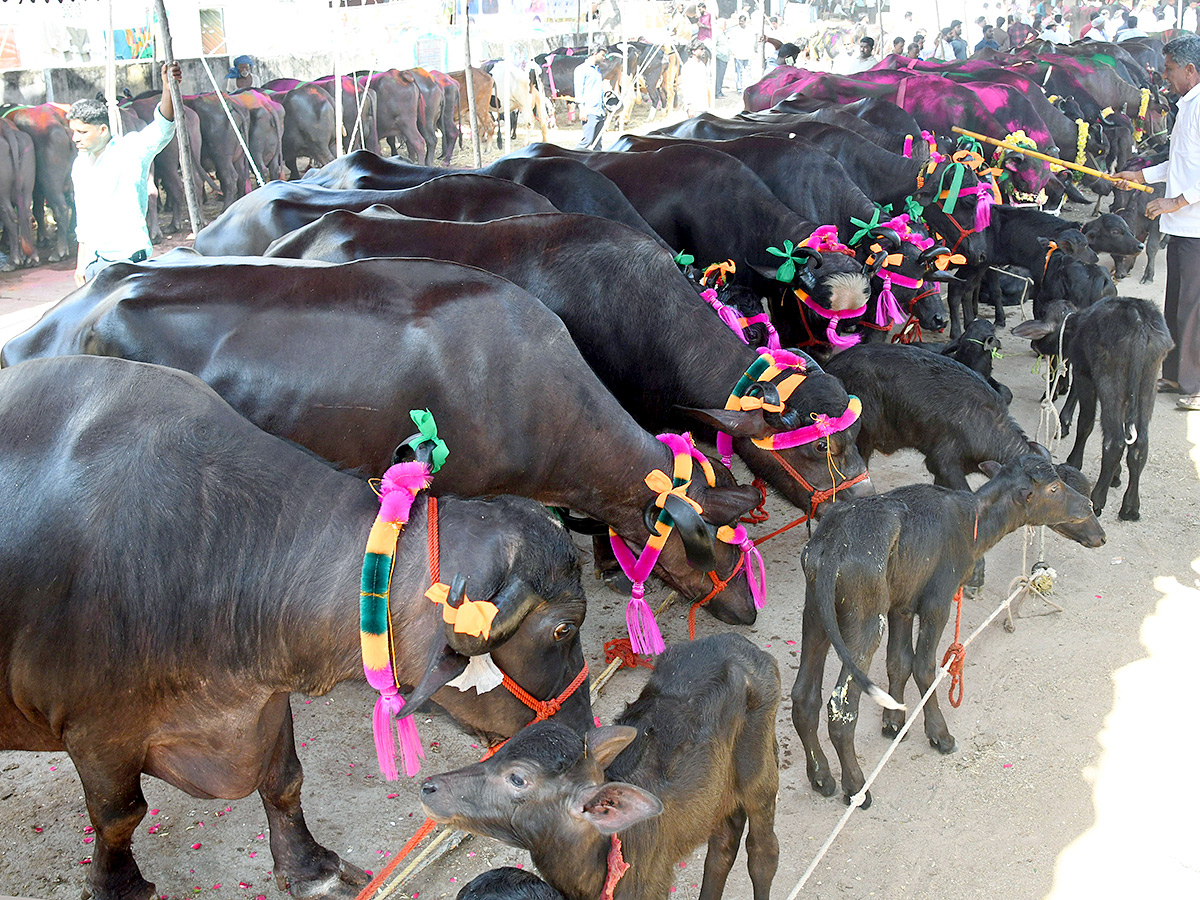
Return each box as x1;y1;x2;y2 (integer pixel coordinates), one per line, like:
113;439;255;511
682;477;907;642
1115;35;1200;410
949;19;968;59
1115;14;1149;41
849;36;879;72
713;17;731;99
906;31;926;60
933;26;956;60
730;12;757;91
225;55;254;91
68;62;182;286
1040;13;1071;43
993;16;1011;50
975;24;1000;52
681;40;711;116
695;2;712;44
1082;12;1110;41
1009;13;1034;47
573;43;608;150
892;35;907;55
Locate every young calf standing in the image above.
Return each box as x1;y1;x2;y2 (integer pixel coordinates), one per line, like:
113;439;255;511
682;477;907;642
1013;296;1174;520
422;634;780;900
791;455;1095;808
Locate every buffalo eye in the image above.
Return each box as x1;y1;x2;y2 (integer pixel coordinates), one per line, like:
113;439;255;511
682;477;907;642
553;622;576;642
1049;483;1059;493
509;772;527;788
816;439;828;454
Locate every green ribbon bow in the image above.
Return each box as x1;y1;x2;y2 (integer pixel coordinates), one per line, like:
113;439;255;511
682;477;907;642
955;134;984;156
765;239;806;283
404;408;450;473
937;163;966;217
673;250;695;267
848;206;883;247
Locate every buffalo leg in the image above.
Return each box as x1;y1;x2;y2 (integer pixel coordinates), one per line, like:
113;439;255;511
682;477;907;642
259;695;367;898
882;609;915;738
69;745;154;900
1065;380;1097;473
912;592;955;754
791;599;836;798
826;664;871;808
697;809;745;900
744;793;779;900
1119;381;1155;520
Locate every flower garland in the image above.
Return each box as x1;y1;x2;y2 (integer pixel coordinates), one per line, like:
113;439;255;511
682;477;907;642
1075;119;1089;168
1134;87;1151;143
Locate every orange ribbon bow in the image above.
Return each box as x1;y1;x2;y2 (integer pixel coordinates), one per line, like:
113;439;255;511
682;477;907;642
425;583;499;640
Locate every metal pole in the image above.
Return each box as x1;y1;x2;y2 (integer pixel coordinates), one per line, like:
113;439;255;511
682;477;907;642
151;0;203;236
463;0;482;167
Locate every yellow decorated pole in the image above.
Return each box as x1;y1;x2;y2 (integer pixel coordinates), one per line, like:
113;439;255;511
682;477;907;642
951;125;1155;193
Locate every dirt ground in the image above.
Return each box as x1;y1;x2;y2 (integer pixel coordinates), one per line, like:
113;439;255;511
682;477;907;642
1;97;1198;900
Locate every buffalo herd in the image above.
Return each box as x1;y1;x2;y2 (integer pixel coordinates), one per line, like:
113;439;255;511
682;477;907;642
0;32;1179;900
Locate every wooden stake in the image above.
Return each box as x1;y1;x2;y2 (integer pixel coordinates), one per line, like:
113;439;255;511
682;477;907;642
951;125;1155;193
152;0;203;235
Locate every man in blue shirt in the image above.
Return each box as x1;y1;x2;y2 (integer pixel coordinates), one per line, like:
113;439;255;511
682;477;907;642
68;62;181;285
573;43;608;150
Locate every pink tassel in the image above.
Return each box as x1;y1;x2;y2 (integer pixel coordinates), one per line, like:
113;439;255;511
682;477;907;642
378;461;432;524
372;688;424;779
394;696;425;778
741;539;767;609
626;584;666;655
826;319;861;349
903;133;913;158
874;276;907;328
975;187;994;231
716;431;735;471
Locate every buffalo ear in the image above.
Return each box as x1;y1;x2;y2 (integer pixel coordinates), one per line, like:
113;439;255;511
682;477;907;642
978;460;1004;478
1011;319;1056;340
1028;441;1052;460
699;484;761;526
677;406;773;439
577;781;664;835
586;725;638;769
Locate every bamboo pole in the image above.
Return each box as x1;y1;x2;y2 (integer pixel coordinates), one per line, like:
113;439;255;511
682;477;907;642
152;0;204;236
950;126;1155;193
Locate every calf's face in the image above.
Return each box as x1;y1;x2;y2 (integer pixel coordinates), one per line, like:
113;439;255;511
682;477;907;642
421;723;662;849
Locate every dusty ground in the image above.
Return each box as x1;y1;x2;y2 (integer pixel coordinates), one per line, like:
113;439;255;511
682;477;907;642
1;98;1199;900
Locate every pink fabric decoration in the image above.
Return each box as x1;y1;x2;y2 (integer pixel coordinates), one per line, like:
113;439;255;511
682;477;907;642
744;314;782;350
873;272;908;329
372;686;425;779
758;397;863;451
903;133;914;158
700;288;748;341
798;290;866;349
803;224;854;256
884;214;935;251
727;524;766;609
378;462;432;525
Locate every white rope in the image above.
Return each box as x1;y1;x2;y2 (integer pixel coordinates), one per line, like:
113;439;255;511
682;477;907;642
1034;310;1072;561
347;69;375;153
786;577;1039;900
195;55;266;188
986;265;1034;323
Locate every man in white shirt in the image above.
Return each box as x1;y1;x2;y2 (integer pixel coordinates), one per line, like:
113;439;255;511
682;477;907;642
68;62;181;285
1116;35;1200;409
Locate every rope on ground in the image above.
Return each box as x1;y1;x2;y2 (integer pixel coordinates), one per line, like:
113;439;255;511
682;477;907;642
195;55;267;188
784;575;1039;900
987;266;1034;322
1028;311;1073;595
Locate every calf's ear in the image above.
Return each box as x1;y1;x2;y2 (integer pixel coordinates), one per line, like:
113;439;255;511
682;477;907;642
978;460;1004;478
1011;319;1056;340
577;781;664;835
586;725;639;768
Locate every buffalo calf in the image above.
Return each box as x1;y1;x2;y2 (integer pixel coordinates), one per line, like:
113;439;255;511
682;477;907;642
1013;296;1173;520
791;455;1095;807
422;634;780;900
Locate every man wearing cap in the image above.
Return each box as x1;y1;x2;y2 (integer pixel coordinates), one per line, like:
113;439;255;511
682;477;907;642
225;55;254;91
573;43;608;150
68;62;182;286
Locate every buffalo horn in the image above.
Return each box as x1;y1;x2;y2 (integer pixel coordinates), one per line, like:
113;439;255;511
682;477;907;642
745;379;781;410
442;576;543;657
872;227;901;251
917;245;952;267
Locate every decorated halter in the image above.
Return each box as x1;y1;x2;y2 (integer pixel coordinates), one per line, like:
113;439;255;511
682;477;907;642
608;433;766;655
915;150;996;251
902;129;943;164
1134;87;1151;143
360;416;586;779
699;260;781;350
716;349;866;520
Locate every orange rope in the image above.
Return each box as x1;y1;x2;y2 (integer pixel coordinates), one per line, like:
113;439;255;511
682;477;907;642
604;638;655;670
353;817;438;900
427;496;440;585
941;587;966;708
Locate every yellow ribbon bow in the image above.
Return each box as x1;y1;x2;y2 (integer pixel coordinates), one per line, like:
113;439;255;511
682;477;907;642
425;583;499;640
643;469;703;518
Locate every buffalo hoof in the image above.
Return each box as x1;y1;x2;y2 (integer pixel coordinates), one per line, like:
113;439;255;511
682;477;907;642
284;858;368;900
1140;272;1154;285
843;787;871;810
809;771;837;798
881;714;907;739
929;733;957;754
1118;505;1140;522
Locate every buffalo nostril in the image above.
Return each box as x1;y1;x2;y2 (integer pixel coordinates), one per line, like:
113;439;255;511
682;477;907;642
1137;243;1145;250
421;780;437;795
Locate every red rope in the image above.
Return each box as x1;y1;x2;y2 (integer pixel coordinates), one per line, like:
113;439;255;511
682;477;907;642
427;496;440;585
941;587;966;708
604;638;655;670
353;817;438;900
741;477;771;524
